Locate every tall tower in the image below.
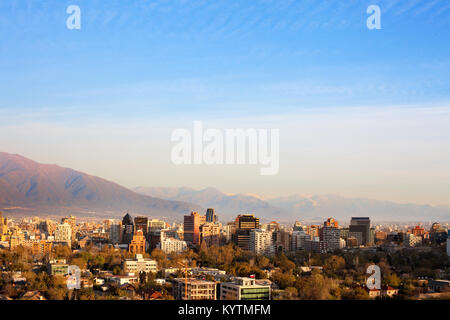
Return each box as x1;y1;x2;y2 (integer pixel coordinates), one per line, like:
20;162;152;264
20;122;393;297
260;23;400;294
349;217;371;246
134;216;149;237
0;212;8;239
233;214;260;250
184;211;206;245
205;208;217;223
122;213;134;245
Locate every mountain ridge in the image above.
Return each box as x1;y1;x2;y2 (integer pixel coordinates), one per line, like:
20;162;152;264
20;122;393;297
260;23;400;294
0;152;201;219
133;186;450;222
0;152;448;222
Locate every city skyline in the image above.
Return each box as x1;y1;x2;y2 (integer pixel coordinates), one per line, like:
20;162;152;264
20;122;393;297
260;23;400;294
0;208;448;301
1;0;450;307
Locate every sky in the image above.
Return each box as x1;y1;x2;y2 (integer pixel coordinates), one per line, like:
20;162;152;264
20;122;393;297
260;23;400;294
0;0;449;206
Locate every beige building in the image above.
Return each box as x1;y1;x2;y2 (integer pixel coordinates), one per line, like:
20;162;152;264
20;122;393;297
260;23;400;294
0;212;8;239
200;223;220;247
31;240;53;256
123;254;157;274
9;229;24;249
54;223;72;244
148;219;167;231
159;237;187;254
173;278;216;300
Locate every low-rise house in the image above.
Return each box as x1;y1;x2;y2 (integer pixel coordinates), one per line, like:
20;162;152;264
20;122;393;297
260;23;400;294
367;288;381;298
19;291;46;300
119;283;141;299
190;267;226;278
80;277;93;288
365;285;399;298
94;277;105;285
106;274;138;286
383;285;399;297
143;289;164;300
47;259;69;276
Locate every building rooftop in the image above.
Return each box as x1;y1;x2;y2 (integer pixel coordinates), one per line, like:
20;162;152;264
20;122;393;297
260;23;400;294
173;278;216;285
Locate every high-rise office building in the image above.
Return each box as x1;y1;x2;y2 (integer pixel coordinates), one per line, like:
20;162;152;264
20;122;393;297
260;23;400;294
122;213;134;244
349;217;371;246
205;208;217;223
134;216;149;237
184;211;206;245
233;214;260;251
291;230;310;251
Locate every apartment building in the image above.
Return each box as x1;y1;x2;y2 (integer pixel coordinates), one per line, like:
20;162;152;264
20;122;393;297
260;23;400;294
172;278;216;300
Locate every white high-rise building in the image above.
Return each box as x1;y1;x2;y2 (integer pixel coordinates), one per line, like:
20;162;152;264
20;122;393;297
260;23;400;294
159;237;187;254
108;220;122;244
54;223;72;244
249;229;273;256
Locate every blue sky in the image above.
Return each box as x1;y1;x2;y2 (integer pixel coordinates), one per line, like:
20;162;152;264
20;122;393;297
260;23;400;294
0;1;450;205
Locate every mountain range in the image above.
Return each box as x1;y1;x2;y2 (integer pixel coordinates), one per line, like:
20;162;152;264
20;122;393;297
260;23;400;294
133;187;450;222
132;186;286;221
0;151;448;222
0;152;201;220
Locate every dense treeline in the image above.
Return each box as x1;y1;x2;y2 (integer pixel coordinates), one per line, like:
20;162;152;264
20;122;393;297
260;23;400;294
0;243;448;300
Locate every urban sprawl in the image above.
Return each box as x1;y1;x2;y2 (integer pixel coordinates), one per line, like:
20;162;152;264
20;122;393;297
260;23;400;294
0;210;449;300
